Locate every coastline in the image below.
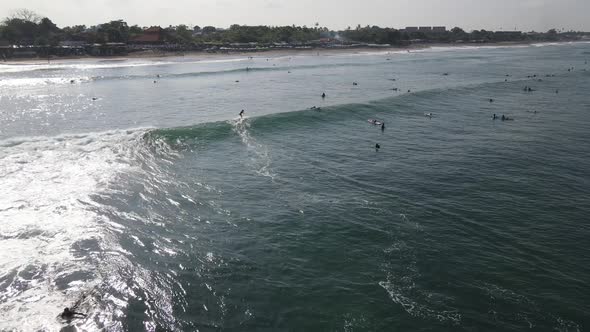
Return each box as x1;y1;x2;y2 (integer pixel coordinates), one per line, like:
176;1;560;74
0;40;583;65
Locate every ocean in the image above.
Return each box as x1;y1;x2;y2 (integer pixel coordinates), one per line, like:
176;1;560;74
0;43;589;331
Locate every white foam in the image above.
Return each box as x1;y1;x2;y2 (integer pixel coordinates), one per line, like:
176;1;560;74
229;118;276;179
0;129;159;330
0;76;93;88
0;56;252;75
0;60;178;74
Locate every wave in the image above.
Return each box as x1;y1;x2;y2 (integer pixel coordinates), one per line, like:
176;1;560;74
0;129;182;331
91;61;384;82
0;76;94;87
0;59;390;87
144;74;549;144
0;59;196;74
145;108;343;147
424;41;590;53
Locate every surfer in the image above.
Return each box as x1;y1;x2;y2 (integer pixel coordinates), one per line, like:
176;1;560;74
375;143;380;151
60;307;86;320
353;82;358;86
239;110;245;118
556;89;559;94
493;113;498;120
321;92;326;98
489;98;494;103
381;122;385;131
501;115;506;121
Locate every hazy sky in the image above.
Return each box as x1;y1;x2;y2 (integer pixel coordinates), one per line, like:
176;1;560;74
0;0;588;32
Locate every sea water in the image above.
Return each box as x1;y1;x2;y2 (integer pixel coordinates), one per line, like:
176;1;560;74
0;43;589;331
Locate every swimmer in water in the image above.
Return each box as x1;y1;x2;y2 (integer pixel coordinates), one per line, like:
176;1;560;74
239;110;244;118
375;143;380;151
60;307;86;320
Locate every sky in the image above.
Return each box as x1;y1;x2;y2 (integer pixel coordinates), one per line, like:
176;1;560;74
0;0;588;32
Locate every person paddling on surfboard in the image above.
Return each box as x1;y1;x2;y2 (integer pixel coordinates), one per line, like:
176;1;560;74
239;110;245;118
60;307;87;320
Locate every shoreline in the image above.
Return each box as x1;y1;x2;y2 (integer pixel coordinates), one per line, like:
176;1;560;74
0;40;585;65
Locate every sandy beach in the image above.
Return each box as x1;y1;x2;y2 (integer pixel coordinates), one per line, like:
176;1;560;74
0;41;546;65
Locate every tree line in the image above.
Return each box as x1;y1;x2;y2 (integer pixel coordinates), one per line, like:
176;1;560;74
0;9;581;47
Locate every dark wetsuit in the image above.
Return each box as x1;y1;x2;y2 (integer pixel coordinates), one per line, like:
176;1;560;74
61;307;86;319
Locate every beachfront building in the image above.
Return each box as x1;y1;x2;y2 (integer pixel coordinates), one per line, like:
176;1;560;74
418;26;433;32
128;26;170;50
129;27;165;45
404;27;418;32
87;42;127;56
494;31;524;41
432;26;447;33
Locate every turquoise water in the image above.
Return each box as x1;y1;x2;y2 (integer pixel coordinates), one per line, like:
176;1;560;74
0;43;589;331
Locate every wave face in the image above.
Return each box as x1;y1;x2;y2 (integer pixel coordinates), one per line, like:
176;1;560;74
1;42;590;331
